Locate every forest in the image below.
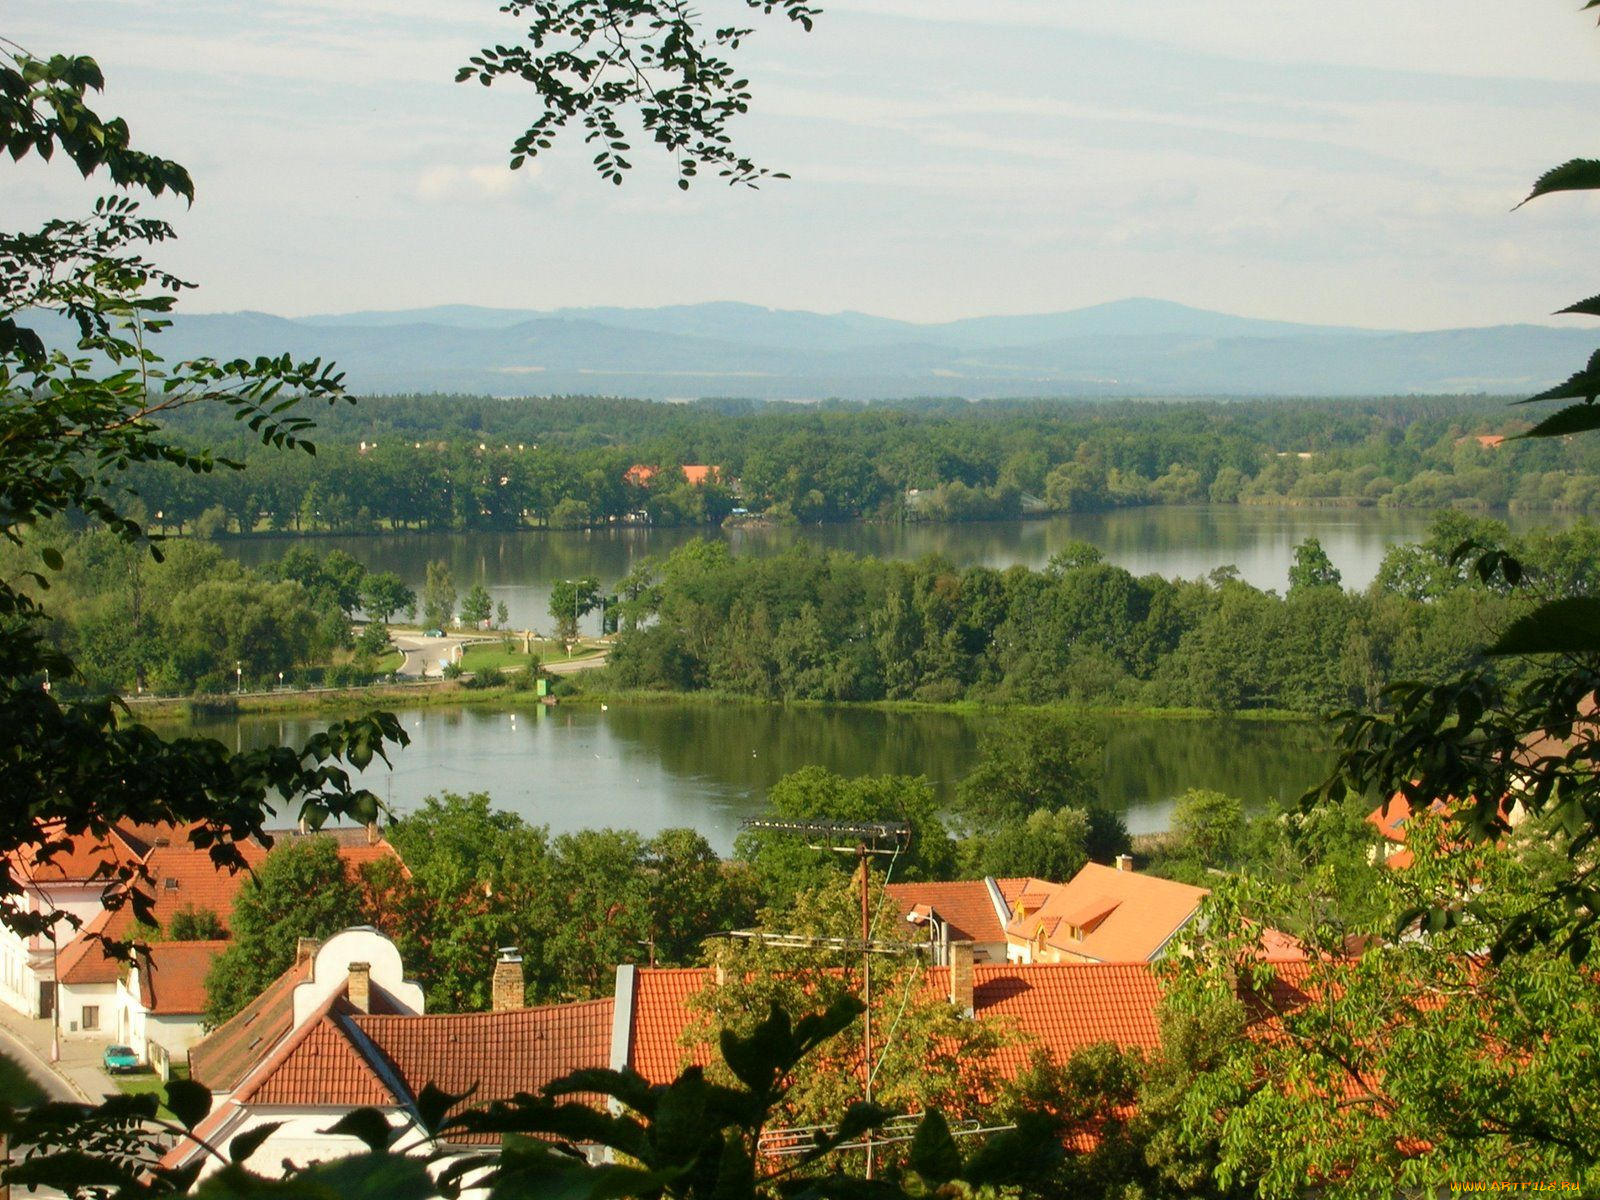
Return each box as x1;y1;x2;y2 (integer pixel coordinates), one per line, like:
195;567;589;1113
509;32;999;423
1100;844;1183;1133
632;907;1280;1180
604;513;1596;714
122;393;1600;535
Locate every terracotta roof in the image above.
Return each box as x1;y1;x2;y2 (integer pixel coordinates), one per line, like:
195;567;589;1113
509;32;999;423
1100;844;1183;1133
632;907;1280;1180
5;821;146;885
241;1008;398;1108
1366;793;1450;844
137;941;228;1015
626;968;718;1085
622;961;1167;1087
189;956;314;1092
56;909;122;986
937;962;1164;1076
1005;864;1207;963
354;1000;614;1137
884;878;1032;946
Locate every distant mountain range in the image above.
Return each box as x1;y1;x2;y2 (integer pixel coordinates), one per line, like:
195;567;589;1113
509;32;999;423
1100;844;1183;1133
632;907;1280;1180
39;297;1598;400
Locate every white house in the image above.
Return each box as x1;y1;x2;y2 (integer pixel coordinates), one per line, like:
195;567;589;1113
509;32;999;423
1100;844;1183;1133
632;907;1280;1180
116;939;227;1074
167;931;613;1187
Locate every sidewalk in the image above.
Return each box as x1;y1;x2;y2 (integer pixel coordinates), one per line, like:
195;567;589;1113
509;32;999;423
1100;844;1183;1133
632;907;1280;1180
0;1004;121;1103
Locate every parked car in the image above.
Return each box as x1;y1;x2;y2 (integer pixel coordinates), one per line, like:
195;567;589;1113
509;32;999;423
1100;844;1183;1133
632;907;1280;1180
102;1045;139;1073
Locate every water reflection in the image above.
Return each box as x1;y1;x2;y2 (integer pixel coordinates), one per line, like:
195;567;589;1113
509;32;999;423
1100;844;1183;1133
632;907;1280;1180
175;703;1334;852
221;507;1567;634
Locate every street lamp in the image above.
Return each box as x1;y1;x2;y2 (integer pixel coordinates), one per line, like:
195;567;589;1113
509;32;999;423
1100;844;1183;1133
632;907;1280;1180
236;660;242;695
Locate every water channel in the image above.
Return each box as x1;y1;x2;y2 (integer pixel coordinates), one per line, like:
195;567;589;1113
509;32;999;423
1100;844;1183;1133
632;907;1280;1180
174;703;1333;854
222;505;1567;637
197;505;1569;849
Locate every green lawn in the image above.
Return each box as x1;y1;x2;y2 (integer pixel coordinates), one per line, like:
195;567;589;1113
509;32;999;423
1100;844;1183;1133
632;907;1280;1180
0;1049;49;1108
460;644;537;671
114;1061;188;1118
463;640;606;670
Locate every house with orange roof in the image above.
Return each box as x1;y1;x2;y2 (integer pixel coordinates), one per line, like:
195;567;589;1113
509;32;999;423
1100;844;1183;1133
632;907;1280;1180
1003;861;1208;964
3;821;402;1057
623;463;722;488
885;876;1033;963
0;820;152;1020
116;940;228;1073
607;951;1168;1089
168;931;613;1184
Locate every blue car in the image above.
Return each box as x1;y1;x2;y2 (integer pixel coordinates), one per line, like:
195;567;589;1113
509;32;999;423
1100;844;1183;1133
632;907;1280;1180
102;1045;139;1073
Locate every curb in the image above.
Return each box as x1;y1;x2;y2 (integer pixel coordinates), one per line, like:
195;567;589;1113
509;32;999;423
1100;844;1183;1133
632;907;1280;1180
0;1022;89;1103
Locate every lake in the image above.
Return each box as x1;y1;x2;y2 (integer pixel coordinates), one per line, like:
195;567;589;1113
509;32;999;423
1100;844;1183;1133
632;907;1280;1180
222;505;1569;636
176;702;1335;854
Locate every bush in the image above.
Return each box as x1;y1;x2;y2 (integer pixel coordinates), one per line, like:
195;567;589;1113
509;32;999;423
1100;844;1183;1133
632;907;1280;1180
464;667;506;690
441;661;464;680
551;676;583;697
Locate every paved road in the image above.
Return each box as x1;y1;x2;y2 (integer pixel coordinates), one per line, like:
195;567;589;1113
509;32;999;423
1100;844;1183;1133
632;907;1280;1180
389;632;609;679
391;632;471;678
0;1005;120;1103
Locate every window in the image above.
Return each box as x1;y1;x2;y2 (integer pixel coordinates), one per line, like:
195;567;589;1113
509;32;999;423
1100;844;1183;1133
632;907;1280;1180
81;1005;99;1031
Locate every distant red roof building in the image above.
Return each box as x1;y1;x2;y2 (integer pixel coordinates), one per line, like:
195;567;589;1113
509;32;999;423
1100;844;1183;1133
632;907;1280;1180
886;877;1032;961
135;940;227;1015
624;464;721;488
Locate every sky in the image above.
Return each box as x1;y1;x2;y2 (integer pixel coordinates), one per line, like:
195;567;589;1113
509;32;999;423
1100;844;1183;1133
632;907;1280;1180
10;1;1600;329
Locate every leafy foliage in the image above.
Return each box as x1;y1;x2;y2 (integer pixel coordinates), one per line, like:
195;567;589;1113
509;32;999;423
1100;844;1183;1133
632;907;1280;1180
458;0;819;188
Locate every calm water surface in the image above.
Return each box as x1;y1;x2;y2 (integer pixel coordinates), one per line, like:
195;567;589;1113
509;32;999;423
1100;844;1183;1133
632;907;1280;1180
178;703;1334;853
223;506;1567;635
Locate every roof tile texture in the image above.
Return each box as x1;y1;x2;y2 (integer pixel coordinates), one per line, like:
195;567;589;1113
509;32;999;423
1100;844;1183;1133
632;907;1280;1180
1007;864;1207;962
138;940;229;1014
884;878;1032;946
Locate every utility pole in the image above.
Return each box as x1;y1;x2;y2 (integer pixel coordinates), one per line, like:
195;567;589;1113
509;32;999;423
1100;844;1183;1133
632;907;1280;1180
739;818;912;1180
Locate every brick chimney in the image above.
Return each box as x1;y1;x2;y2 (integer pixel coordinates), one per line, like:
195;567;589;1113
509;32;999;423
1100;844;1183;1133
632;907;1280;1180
347;962;371;1014
949;941;975;1018
491;948;524;1012
366;819;380;846
1115;853;1135;872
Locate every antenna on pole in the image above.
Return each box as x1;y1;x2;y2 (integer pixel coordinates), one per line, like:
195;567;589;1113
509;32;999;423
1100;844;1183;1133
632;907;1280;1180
739;817;912;1180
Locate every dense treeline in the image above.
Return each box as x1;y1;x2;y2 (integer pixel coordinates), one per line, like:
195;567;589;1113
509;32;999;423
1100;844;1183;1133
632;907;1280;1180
124;394;1600;534
608;513;1599;713
1;533;414;694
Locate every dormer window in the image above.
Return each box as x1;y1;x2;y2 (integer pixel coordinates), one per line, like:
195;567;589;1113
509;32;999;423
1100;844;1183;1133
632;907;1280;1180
163;878;179;891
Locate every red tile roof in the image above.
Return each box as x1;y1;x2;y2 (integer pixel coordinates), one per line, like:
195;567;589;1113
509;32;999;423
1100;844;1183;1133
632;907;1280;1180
5;821;147;885
884;878;1031;946
354;1000;614;1137
189;956;314;1092
1006;864;1207;963
241;1008;398;1108
137;941;228;1015
627;968;715;1085
57;909;122;986
622;961;1166;1087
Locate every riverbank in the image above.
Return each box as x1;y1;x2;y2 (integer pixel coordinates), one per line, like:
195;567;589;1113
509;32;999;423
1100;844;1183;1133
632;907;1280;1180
128;672;1320;729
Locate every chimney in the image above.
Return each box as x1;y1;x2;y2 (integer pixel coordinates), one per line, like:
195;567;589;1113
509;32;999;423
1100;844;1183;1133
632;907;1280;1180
949;941;975;1018
1115;853;1135;873
347;962;371;1014
295;937;321;967
491;947;525;1013
366;819;380;846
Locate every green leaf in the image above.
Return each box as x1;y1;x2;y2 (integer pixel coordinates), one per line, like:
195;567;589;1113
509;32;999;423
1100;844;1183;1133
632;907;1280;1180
1516;402;1600;439
229;1120;285;1163
1486;597;1600;655
165;1077;213;1130
1515;158;1600;208
39;546;63;570
319;1107;394;1153
907;1108;962;1184
1555;292;1600;317
414;1082;473;1137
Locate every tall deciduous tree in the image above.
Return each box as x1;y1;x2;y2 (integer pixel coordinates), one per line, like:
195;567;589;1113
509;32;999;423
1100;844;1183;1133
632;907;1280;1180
204;839;371;1024
422;558;457;629
955;714;1103;831
360;571;415;624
